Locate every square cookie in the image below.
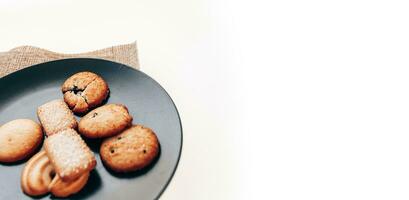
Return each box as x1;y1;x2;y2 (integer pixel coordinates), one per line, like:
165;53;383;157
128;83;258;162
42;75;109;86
37;99;77;136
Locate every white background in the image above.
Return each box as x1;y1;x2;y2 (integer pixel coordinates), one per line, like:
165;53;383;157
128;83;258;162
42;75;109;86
2;0;409;199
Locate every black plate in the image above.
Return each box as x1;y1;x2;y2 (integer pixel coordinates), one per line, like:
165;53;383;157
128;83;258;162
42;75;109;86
0;58;182;200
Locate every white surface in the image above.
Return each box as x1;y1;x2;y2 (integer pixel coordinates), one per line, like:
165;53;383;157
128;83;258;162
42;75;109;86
3;0;409;199
1;0;240;199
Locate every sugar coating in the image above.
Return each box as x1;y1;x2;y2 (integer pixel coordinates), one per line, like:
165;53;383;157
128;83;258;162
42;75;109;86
37;99;77;136
45;129;96;181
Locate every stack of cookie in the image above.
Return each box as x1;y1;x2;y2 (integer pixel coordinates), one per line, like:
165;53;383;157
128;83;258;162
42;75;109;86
0;72;160;198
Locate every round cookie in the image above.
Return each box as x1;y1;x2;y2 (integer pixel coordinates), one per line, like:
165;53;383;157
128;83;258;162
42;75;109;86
79;104;132;138
62;71;109;114
100;125;159;172
0;119;43;163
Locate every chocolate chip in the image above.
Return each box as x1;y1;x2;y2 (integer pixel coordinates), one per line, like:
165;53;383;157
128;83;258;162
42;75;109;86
50;171;56;178
70;85;86;96
72;85;82;95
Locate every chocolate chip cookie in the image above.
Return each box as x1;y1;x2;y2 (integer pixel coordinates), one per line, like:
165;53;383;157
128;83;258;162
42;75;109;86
100;125;159;172
78;104;132;138
62;71;109;114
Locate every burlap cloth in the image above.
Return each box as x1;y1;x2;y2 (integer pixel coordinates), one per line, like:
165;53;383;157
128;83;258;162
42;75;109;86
0;42;139;78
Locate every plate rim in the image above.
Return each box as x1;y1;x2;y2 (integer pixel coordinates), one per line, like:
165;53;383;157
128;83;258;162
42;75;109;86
0;58;183;200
